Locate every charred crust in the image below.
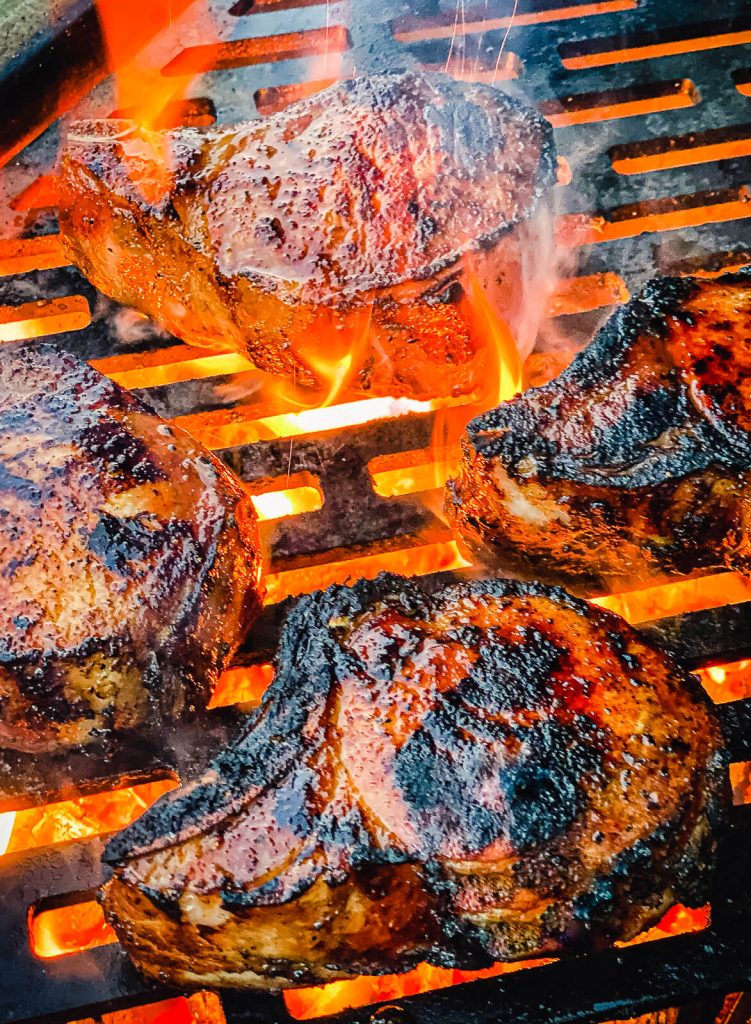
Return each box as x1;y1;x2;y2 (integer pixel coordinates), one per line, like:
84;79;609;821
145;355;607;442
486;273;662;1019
87;512;196;574
106;569;721;863
463;274;751;488
136;886;184;922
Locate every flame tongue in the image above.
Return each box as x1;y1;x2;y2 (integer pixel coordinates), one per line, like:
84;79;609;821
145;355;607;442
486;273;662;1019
460;265;523;408
94;0;215;131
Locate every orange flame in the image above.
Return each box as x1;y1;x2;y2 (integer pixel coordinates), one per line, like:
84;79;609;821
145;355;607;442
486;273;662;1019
94;0;213;131
423;263;523;501
460;266;523;409
89;0;220;211
284;961;541;1020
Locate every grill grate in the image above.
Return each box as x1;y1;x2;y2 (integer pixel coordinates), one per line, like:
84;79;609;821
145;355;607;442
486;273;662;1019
2;594;751;1024
1;0;751;1021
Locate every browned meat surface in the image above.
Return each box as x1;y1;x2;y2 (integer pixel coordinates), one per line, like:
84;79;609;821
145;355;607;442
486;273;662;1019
58;72;556;400
448;273;751;594
0;343;264;754
103;573;722;990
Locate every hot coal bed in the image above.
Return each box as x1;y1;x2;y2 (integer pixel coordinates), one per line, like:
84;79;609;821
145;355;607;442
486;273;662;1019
2;0;751;1023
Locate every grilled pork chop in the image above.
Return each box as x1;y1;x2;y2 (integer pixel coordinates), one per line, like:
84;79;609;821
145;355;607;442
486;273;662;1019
58;72;557;400
448;273;751;593
0;343;263;754
103;573;722;990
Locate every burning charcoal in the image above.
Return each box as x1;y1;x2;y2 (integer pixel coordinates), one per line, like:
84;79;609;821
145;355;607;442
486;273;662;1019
58;72;557;401
102;572;722;990
448;272;751;594
0;343;264;754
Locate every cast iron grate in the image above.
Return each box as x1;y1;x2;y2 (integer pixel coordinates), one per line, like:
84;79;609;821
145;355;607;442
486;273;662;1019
1;0;751;1021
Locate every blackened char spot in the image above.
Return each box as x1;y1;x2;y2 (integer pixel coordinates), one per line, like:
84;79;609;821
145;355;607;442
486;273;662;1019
79;419;164;485
0;463;42;506
501;720;603;852
88;512;190;573
416;214;439;246
347;617;425;683
457;631;563;714
15;659;90;725
2;552;37;579
428;281;463;305
393;701;509;853
138;886;183;922
588;385;685;465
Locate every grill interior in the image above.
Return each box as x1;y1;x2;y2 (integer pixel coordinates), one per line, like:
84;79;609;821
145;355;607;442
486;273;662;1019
2;0;751;1021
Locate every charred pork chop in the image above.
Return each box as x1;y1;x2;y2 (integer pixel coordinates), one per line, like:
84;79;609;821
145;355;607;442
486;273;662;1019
0;343;263;754
59;72;557;400
448;273;751;593
103;573;722;990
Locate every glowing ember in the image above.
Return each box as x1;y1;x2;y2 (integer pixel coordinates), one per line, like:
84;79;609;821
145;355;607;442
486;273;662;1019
560;24;751;70
31;900;116;959
98;349;256;390
729;760;751;805
0;234;67;277
556;186;751;248
369;447;461;498
71;991;226;1023
208;663;275;709
284;961;544;1020
697;659;751;704
547;273;629;317
250;485;323;521
0;296;90;343
175;395;448;451
264;537;470;605
1;779;175;858
11;172;60;211
617;903;710;947
592;571;751;624
261;397;435;439
540;79;700;129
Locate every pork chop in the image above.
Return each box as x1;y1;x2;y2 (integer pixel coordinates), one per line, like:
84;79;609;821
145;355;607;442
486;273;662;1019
447;273;751;593
102;572;722;989
0;343;264;753
59;72;557;400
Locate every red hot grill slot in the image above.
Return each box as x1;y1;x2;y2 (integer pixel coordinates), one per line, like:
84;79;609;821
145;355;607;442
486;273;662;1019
2;0;751;1021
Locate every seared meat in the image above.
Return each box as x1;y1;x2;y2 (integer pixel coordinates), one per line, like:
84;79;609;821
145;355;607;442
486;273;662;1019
103;572;722;990
58;72;557;400
448;273;751;593
0;343;263;754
